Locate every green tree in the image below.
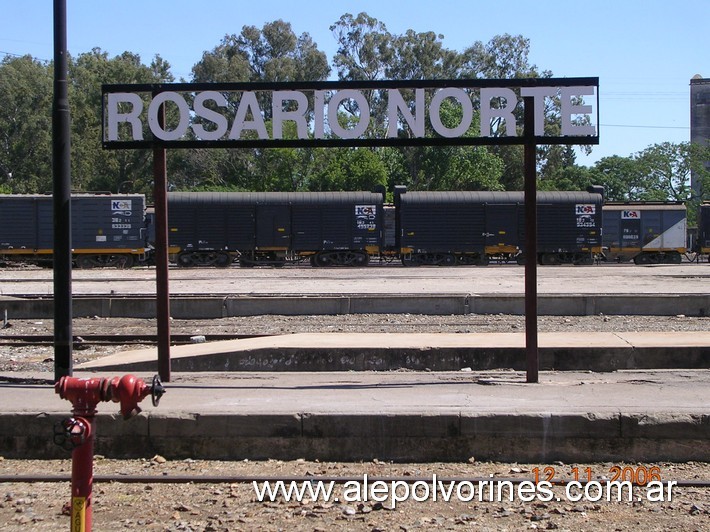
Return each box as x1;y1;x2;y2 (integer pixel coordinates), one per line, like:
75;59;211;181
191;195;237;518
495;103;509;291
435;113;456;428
329;12;394;138
411;99;503;191
459;34;596;191
635;142;692;202
69;49;174;195
329;15;511;191
0;55;53;193
538;162;597;192
460;33;548;80
590;155;649;201
307;147;387;192
180;20;330;191
636;142;710;225
194;20;329;85
330;13;393;82
387;30;461;80
588;142;710;211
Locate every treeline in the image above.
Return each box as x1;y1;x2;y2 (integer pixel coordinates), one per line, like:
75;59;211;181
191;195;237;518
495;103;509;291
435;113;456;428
0;13;707;215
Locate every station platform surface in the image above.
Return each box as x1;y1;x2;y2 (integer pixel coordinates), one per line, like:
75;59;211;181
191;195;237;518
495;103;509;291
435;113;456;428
1;331;709;463
72;330;710;372
3;264;709;318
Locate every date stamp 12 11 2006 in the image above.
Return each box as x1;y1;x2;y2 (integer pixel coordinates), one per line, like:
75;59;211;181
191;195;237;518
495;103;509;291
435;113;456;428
533;465;663;485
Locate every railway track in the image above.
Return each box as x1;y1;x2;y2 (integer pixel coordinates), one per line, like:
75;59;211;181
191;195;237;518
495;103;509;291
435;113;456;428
0;333;266;347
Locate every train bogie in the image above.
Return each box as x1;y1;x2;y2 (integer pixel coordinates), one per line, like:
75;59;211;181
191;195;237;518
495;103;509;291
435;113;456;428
602;203;687;264
0;194;148;268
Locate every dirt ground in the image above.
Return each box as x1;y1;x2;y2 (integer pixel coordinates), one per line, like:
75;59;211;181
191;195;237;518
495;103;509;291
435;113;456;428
1;458;709;531
2;314;709;530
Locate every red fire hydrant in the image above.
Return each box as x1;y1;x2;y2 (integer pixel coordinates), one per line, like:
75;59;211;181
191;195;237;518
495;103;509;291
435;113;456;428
54;375;165;531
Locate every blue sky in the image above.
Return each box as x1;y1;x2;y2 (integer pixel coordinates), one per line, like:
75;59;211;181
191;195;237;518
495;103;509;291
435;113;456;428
1;0;707;167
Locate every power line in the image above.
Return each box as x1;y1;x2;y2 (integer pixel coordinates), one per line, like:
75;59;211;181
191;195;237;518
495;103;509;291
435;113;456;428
0;50;50;62
600;124;689;130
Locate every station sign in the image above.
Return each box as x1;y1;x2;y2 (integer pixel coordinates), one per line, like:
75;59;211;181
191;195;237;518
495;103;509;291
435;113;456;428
102;78;598;149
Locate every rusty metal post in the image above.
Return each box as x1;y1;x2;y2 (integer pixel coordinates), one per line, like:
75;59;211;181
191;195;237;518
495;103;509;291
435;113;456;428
523;96;539;383
153;124;171;383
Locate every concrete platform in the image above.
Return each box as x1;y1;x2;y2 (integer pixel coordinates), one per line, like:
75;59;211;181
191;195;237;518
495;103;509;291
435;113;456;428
76;331;710;372
2;263;709;318
2;265;707;462
1;368;708;463
1;331;709;463
3;293;710;318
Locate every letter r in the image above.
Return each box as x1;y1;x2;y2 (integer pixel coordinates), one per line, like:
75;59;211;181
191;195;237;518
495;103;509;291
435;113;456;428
107;93;144;141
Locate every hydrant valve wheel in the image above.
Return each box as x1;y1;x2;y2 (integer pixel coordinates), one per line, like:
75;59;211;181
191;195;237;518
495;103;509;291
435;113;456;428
53;417;89;450
151;374;165;407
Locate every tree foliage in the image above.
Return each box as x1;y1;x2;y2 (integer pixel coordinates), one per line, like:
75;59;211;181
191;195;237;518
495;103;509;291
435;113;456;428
0;12;702;208
0;55;53;192
70;49;174;195
177;21;331;191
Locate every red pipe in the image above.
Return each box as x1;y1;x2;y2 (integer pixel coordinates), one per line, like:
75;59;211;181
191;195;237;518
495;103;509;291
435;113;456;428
69;417;94;531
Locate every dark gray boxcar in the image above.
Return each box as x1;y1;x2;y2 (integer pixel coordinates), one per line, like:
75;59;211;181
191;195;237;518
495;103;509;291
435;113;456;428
602;203;686;264
528;191;603;264
168;192;261;253
289;192;383;252
168;191;384;267
698;202;710;255
395;190;524;265
395;189;602;265
0;194;146;252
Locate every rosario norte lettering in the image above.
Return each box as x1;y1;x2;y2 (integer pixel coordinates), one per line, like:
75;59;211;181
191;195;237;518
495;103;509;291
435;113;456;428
104;80;598;147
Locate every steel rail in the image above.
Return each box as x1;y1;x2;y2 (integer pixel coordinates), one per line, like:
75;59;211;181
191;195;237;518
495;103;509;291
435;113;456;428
0;333;266;346
0;474;708;487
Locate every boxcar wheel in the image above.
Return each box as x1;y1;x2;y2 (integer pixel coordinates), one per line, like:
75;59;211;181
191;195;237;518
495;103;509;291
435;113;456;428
665;252;682;264
77;256;96;269
540;253;560;265
214;253;231;268
176;253;194;268
353;252;369;267
441;254;456;266
634;253;651;265
401;255;417;267
315;253;332;267
116;254;135;269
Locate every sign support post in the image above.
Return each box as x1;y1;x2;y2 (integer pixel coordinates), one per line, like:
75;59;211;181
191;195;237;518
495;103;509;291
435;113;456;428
153;100;171;383
523;97;539;384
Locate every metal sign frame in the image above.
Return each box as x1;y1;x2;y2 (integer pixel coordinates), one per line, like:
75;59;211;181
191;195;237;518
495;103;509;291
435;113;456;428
102;77;599;150
99;77;600;384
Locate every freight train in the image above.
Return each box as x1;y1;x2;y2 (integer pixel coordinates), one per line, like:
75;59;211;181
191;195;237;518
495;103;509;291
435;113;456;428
166;187;605;267
0;190;705;268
